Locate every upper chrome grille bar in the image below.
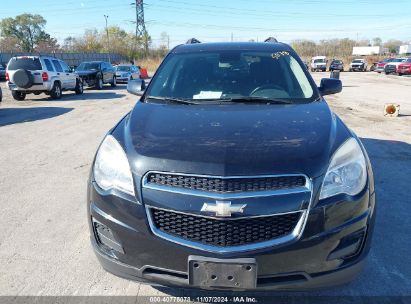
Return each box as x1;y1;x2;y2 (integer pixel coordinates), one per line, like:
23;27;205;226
142;171;312;199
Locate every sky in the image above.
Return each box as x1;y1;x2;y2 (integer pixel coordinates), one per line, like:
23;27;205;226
1;0;410;47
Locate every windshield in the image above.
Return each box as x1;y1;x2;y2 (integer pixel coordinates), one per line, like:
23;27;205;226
8;57;42;70
352;60;363;63
116;66;131;71
332;60;342;64
314;59;325;63
392;59;406;62
146;50;316;103
76;62;100;71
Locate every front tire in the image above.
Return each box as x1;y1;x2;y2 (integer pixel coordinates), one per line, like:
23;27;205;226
11;91;26;101
50;82;62;99
111;76;117;87
96;75;103;90
75;79;83;95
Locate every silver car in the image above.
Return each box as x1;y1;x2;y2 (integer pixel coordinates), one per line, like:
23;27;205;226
6;55;83;100
115;65;140;83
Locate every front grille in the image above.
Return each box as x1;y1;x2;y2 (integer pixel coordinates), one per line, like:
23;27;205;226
150;208;301;247
146;173;306;193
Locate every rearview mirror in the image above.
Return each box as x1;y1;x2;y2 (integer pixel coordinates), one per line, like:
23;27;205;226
127;79;146;96
318;78;342;96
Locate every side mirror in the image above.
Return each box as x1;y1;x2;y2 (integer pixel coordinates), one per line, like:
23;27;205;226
127;79;146;96
318;78;342;96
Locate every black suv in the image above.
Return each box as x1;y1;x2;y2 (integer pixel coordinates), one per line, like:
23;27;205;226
76;61;116;89
329;59;344;72
87;40;375;291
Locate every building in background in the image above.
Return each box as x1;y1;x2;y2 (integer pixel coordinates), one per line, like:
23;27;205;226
352;46;389;56
399;44;411;55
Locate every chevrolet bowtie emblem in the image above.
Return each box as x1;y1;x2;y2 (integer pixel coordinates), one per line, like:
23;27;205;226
201;201;247;217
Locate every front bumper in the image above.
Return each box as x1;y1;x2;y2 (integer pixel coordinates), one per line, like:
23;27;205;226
87;179;376;291
398;68;411;75
8;81;52;92
385;66;397;74
350;65;364;71
116;77;129;83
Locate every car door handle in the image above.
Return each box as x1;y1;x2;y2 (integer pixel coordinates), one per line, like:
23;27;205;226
66;73;70;76
57;73;60;75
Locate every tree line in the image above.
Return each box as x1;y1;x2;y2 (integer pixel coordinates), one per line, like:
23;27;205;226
291;38;406;61
0;13;407;63
0;14;169;61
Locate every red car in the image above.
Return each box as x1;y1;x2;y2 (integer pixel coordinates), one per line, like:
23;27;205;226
398;58;411;76
374;58;395;73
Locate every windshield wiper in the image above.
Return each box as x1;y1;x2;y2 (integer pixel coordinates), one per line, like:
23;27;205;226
224;97;294;104
145;96;199;105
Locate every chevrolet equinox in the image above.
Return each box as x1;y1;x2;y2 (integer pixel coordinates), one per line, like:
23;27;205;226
87;40;375;291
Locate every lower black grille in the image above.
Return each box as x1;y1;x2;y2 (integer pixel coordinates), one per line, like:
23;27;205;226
146;173;306;193
150;208;301;247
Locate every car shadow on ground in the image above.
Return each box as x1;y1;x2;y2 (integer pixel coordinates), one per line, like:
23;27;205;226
63;90;126;101
24;91;127;102
0;107;73;127
154;137;411;301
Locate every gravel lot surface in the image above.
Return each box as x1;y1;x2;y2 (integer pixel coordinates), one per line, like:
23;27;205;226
0;72;410;302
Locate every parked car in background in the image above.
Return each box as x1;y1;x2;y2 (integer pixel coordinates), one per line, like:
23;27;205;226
349;59;368;72
0;65;6;80
115;64;140;83
76;61;116;89
398;58;411;76
374;58;395;73
310;56;327;72
6;55;83;101
384;58;408;75
329;59;344;72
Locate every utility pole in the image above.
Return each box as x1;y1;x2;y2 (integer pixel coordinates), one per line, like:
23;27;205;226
133;0;146;38
131;0;148;56
104;14;111;63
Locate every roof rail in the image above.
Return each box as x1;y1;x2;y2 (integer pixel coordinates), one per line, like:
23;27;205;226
186;38;201;44
264;37;278;43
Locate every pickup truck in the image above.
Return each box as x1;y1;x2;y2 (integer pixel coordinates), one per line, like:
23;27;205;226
310;56;327;72
349;59;368;72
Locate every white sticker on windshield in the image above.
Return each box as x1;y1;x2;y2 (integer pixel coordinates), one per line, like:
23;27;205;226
193;91;222;100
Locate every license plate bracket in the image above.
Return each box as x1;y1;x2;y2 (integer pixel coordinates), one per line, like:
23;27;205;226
188;256;257;289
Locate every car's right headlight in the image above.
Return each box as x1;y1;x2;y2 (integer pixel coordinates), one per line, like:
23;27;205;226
319;138;367;200
93;135;135;196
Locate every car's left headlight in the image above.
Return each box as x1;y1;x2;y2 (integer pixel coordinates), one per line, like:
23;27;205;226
93;135;135;196
319;138;367;200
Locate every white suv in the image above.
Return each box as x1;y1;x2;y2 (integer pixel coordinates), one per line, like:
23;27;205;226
6;56;83;101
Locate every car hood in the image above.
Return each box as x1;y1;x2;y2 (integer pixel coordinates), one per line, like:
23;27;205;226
118;100;350;179
387;62;405;67
76;70;99;76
